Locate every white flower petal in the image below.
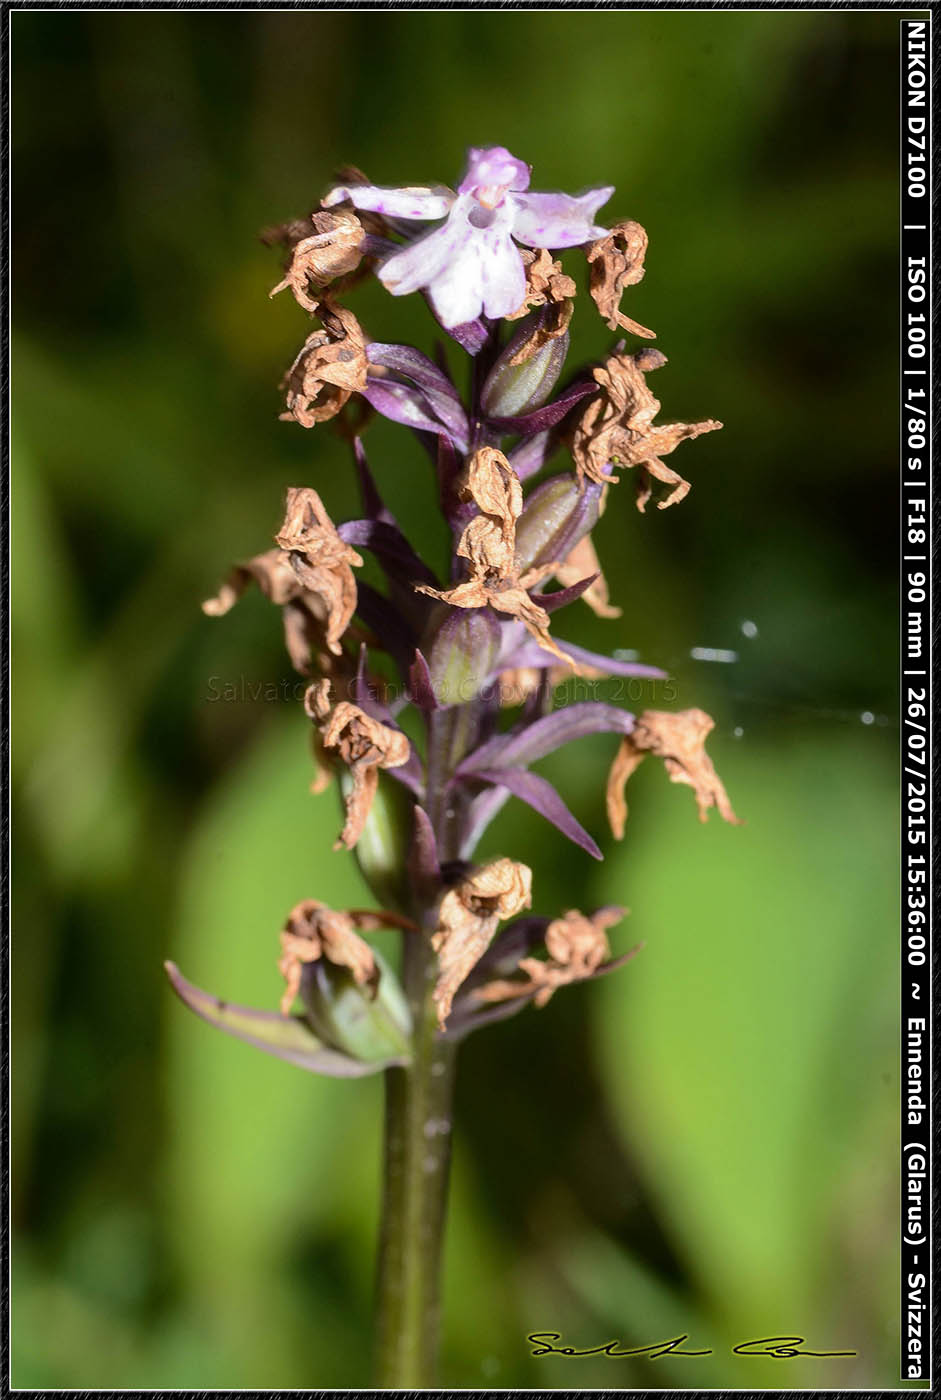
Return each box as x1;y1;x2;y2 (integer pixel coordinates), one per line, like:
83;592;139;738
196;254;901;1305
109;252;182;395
427;246;488;328
378;203;471;298
323;183;453;221
477;230;527;321
425;199;524;327
509;186;615;248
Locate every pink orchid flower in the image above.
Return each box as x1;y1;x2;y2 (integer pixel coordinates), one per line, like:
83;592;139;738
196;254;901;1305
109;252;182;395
323;145;613;328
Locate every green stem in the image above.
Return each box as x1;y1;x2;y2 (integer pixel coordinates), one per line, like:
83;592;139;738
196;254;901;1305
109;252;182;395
373;700;477;1386
375;939;457;1387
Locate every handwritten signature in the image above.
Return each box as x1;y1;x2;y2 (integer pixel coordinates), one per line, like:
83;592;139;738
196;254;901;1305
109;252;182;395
528;1332;857;1360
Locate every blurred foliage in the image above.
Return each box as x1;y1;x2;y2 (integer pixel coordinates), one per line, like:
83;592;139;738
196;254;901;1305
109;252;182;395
12;9;904;1389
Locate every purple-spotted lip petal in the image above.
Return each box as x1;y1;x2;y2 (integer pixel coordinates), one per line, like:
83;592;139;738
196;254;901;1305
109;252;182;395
378;200;474;298
430;196;526;327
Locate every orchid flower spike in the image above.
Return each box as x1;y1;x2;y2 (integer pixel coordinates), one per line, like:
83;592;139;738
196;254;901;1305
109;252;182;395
323;145;614;328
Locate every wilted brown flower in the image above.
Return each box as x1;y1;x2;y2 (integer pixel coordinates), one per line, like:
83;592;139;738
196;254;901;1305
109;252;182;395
269;209;366;314
505;248;576;362
276;487;363;656
571;347;722;509
586;219;655;338
202;549;299;616
415;448;572;666
431;858;533;1027
606;707;741;838
553;532;621;619
305;679;411;850
202;547;335;676
278;899;421;1016
202;487;364;682
281;296;368;426
475;906;623;1008
462;447;522;549
278;898;380;1014
496;666;545;707
509;247;577;319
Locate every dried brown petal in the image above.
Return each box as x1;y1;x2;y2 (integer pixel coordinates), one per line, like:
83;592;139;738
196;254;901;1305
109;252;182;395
460;514;517;578
510;300;573;365
431;858;533;1027
586;220;655;337
449;451;525;588
269;209;365;314
475;907;623;1008
281;297;368;427
606;707;741;838
505;249;576;362
326;166;391;241
414;566;571;668
496;659;606;708
202;547;338;676
497;666;545;707
414;578;490;612
461;447;523;534
553;533;621;619
415;449;574;666
281;598;334;676
305;679;410;849
278;898;378;1015
491;575;571;665
507;248;577;320
570;348;722;508
605;737;646;841
202;549;302;616
276;487;363;655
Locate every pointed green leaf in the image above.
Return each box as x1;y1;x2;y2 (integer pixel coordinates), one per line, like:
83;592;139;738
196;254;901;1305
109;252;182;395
165;962;403;1077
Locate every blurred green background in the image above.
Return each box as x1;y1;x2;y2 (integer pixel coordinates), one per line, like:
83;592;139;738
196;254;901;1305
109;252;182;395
13;8;905;1390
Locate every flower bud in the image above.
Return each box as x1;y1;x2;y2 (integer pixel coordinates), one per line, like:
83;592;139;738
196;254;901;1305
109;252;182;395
480;314;569;419
303;949;412;1063
514;475;602;572
343;769;415;912
426;606;502;707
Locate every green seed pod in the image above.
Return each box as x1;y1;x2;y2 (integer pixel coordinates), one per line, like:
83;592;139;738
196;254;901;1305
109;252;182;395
340;768;416;912
303;949;413;1064
426;606;501;707
515;474;603;572
480;314;569;419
